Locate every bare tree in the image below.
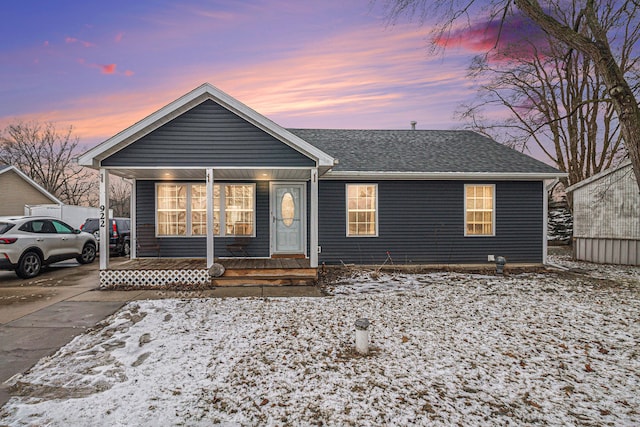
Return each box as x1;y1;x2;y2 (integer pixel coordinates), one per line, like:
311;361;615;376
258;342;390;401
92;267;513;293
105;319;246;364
110;177;132;217
0;121;97;205
384;0;640;189
455;3;636;186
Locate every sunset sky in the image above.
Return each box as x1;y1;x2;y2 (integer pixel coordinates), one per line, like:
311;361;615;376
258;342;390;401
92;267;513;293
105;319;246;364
1;0;503;151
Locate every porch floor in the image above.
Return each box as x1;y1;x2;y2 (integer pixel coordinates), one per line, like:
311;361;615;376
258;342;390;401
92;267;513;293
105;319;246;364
114;258;311;270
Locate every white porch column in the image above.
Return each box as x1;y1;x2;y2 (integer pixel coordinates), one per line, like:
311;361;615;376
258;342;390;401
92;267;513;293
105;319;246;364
310;168;319;268
99;169;110;270
130;179;137;259
542;180;549;264
206;168;215;268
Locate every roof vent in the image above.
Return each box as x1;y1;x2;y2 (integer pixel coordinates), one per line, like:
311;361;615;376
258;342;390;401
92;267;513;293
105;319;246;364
410;121;417;130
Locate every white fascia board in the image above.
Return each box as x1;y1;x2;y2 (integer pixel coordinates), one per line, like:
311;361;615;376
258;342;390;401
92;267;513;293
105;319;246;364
78;83;335;168
320;171;568;180
0;166;63;204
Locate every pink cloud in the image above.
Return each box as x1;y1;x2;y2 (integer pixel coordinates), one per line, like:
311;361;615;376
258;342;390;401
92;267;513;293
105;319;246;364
4;23;471;145
435;13;548;61
75;59;133;76
101;64;116;74
115;32;124;43
65;36;95;48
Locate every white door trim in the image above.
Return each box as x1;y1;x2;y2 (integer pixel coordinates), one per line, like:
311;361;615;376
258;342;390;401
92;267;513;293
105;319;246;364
270;182;307;257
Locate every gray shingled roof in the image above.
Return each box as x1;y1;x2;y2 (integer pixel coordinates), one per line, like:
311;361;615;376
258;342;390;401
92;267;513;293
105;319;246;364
287;129;560;174
0;165;9;172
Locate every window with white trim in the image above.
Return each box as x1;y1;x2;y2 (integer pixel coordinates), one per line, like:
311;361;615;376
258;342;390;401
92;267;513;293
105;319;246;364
156;183;255;237
346;184;378;237
223;184;254;236
157;184;187;236
465;184;495;236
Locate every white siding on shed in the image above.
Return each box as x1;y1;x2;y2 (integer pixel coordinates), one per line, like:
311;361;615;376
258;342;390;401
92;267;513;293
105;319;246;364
568;161;640;265
571;162;639;240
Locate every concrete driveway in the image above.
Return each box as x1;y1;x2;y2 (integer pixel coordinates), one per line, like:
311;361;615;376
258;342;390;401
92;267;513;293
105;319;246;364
0;257;129;325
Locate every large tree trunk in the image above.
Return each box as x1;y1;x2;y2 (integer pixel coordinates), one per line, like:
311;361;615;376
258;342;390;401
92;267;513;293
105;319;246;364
515;0;640;191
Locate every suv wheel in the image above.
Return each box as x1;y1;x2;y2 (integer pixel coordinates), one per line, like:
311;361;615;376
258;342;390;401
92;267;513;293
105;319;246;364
17;251;42;279
77;243;97;264
121;240;130;257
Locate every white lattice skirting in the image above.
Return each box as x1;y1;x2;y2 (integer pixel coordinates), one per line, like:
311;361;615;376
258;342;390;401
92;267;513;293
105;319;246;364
100;269;209;289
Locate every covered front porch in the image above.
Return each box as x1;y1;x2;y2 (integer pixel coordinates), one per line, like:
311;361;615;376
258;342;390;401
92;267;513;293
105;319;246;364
95;165;321;288
78;83;336;289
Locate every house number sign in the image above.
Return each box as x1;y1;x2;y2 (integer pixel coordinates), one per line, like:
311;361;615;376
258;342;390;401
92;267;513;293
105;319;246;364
99;205;106;228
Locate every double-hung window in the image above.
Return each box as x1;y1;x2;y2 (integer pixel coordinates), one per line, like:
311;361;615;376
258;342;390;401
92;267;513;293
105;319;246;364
157;183;255;237
465;184;495;236
157;184;188;236
222;184;254;236
346;184;378;237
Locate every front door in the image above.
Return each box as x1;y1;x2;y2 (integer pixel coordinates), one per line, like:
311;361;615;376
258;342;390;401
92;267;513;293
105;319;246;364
271;183;305;255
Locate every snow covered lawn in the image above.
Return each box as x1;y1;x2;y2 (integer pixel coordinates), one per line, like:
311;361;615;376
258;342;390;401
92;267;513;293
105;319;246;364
1;258;639;426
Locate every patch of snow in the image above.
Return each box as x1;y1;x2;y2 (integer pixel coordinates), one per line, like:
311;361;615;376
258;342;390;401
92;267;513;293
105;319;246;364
1;267;638;426
548;253;640;284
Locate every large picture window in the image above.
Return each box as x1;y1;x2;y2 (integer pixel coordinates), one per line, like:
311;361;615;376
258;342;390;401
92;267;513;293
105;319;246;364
156;183;255;237
346;184;378;237
465;184;495;236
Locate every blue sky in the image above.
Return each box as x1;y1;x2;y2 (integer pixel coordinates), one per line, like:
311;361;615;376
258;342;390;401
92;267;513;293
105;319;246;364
1;0;485;150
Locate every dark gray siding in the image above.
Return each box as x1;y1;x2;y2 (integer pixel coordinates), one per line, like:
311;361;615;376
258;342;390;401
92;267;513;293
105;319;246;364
135;180;270;258
104;100;315;167
136;179;544;263
317;180;544;264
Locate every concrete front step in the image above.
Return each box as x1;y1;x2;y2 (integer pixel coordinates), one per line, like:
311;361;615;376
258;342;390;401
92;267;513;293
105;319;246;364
212;266;317;287
220;268;317;278
211;277;317;287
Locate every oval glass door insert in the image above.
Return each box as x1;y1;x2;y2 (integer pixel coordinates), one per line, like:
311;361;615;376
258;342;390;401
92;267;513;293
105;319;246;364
281;192;295;227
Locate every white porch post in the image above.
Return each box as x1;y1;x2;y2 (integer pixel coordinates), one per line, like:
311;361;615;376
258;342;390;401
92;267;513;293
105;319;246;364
206;168;215;268
542;180;549;264
130;179;137;259
99;169;110;270
310;168;319;268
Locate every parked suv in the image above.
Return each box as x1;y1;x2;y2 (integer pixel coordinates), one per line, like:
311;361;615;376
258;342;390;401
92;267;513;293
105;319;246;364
80;217;131;256
0;216;97;278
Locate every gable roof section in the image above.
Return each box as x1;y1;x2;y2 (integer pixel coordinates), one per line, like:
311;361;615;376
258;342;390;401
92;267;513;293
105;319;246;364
100;99;316;168
0;165;62;204
288;129;564;179
78;83;335;169
565;160;633;192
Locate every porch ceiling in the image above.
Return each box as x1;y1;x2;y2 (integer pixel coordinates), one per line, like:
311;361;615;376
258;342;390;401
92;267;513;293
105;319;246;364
104;167;317;181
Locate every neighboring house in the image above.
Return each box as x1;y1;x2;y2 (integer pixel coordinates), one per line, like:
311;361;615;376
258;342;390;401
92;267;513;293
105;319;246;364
78;83;563;282
566;160;640;266
0;165;62;216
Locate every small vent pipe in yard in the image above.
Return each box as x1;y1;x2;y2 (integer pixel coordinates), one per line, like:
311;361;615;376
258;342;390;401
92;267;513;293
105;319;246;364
355;318;370;355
